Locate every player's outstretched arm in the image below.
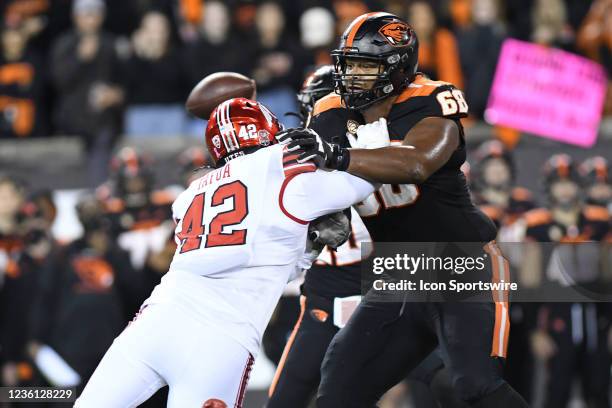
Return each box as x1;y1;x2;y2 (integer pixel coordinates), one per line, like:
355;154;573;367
347;117;459;184
278;117;459;185
281;170;377;223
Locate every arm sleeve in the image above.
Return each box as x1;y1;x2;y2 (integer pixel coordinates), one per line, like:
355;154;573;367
282;169;377;222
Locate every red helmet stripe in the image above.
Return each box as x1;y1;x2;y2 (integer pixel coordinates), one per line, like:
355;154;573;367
224;100;240;150
215;101;232;152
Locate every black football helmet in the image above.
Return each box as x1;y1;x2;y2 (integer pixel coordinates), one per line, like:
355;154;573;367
579;156;609;187
297;65;335;126
332;12;418;110
473;140;515;190
543;154;582;187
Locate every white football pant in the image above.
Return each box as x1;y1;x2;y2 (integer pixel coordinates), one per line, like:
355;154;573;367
74;303;254;408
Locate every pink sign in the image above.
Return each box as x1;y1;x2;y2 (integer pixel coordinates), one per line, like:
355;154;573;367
486;39;607;147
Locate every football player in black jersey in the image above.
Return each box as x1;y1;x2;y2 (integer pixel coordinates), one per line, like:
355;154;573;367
267;65;374;407
278;12;529;407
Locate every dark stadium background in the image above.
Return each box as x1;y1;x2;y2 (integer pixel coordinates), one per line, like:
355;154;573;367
0;0;610;407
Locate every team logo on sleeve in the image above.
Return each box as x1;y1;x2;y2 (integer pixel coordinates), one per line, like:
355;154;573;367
378;22;411;46
258;129;271;146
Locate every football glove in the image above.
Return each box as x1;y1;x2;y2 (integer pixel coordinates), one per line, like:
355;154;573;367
308;210;351;250
346;118;391;149
277;128;350;171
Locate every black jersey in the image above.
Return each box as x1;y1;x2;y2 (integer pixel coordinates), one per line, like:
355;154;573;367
310;74;496;242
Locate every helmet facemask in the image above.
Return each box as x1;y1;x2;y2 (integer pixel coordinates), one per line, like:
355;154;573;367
332;52;412;110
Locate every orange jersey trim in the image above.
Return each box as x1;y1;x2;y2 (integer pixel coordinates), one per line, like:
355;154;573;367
394;74;452;103
269;296;307;396
313;93;343;116
583;205;609;222
524;208;552;227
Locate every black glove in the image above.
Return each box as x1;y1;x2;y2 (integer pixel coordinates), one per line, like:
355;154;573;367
277;128;351;171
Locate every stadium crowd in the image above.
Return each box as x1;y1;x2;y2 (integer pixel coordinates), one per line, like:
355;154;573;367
0;0;611;407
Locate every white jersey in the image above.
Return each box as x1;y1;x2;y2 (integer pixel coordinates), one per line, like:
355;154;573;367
144;144;375;355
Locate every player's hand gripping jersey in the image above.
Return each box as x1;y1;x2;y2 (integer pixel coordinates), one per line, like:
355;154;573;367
145;142;375;356
311;74;497;242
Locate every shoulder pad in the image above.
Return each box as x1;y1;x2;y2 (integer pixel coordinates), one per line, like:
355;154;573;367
395;75;453;102
583;205;609;222
393;75;468;119
524;208;552;227
313;93;343;116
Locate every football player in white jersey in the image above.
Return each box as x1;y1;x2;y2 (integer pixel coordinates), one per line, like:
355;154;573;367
74;98;377;408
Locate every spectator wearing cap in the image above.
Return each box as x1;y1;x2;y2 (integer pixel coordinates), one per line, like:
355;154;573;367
50;0;124;186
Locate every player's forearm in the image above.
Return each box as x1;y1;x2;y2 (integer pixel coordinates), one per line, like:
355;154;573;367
346;146;428;184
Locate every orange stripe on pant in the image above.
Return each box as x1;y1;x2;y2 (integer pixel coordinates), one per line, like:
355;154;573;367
484;241;510;358
268;296;306;397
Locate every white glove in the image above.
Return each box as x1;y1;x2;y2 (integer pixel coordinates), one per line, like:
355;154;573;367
347;118;390;149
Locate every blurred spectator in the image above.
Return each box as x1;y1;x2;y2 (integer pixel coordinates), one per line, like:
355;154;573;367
182;1;256;92
300;7;336;66
332;0;369;37
1;184;57;388
123;11;187;136
524;154;611;408
50;0;124;186
176;146;213;187
27;194;137;388
0;23;46;137
1;0;49;43
408;1;464;88
0;176;26;387
531;0;575;49
577;0;612;114
96;147;175;316
252;1;311;127
580;156;611;212
454;0;505;118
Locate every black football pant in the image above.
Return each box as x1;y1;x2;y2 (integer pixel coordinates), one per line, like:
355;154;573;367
266;293;466;408
316;294;526;407
266;293;337;408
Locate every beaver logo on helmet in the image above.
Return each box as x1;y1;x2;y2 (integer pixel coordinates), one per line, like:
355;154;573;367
332;12;418;110
379;22;411;46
